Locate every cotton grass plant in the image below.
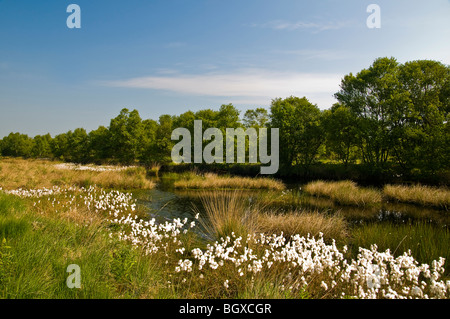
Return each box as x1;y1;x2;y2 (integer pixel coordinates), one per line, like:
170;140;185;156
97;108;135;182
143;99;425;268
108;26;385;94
256;210;349;244
1;180;449;299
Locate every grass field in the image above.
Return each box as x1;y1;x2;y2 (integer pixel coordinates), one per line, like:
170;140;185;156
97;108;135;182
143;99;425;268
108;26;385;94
0;158;155;190
0;158;449;299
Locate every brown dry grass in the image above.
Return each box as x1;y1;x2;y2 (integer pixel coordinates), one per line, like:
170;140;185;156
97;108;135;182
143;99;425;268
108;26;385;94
256;210;349;243
383;184;450;210
303;180;382;207
196;190;259;240
0;158;155;190
196;190;348;244
174;172;285;191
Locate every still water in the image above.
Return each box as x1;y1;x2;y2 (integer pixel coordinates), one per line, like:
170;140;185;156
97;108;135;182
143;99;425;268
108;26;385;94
134;181;449;229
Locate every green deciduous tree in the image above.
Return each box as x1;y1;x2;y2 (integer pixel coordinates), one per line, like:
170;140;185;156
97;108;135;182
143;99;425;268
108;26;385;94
108;108;145;164
335;57;409;168
322;104;358;165
32;134;52;158
87;126;110;164
270;96;323;170
152;114;174;162
0;133;34;158
394;60;450;171
243;108;269;129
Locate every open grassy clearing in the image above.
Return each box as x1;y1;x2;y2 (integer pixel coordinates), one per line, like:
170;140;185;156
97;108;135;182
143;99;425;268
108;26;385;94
0;158;155;190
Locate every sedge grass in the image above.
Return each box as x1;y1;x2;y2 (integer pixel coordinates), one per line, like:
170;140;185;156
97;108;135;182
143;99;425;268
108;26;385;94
196;190;259;241
351;222;450;276
383;184;450;210
303;180;382;207
256;210;349;244
172;172;285;191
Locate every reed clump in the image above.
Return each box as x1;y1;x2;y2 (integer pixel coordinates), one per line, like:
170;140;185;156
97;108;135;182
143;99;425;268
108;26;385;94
196;190;259;240
256;210;349;244
303;180;382;207
196;190;348;244
173;172;285;191
383;184;450;210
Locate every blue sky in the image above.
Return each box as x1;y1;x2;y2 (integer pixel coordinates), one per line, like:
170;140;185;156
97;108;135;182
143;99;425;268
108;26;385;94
1;0;449;137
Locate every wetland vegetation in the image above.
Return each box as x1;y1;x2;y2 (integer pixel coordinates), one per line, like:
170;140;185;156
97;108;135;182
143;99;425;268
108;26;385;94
1;57;449;299
0;158;449;299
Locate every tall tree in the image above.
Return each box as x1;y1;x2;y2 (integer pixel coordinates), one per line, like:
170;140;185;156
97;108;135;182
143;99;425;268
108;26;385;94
0;133;34;157
270;96;323;169
51;133;69;160
217;104;241;130
139;119;158;164
322;104;358;165
108;108;144;164
153;114;174;162
87;126;110;163
243;108;269;129
394;60;450;171
335;57;409;168
32;134;52;158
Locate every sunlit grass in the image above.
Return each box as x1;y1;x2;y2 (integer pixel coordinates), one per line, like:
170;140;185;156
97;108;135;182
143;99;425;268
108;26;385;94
1;159;449;299
195;190;259;240
0;158;155;190
256;210;349;244
383;184;450;210
303;180;382;207
172;171;285;190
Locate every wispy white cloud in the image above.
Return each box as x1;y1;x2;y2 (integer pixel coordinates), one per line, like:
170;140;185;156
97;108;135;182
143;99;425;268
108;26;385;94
273;49;353;61
101;69;342;108
250;19;353;33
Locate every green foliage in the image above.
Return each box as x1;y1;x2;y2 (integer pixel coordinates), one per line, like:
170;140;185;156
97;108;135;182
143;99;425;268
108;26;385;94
270;96;323;170
322;104;359;165
108;108;145;164
335;57;450;174
1;57;449;183
31;134;52;158
243;108;269;129
0;132;34;157
87;125;110;163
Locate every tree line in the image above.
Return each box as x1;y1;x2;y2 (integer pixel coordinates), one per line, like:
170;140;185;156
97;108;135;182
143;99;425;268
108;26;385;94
1;57;449;182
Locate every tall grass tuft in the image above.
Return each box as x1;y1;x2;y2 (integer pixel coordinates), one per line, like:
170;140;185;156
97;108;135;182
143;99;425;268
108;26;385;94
256;210;349;244
303;180;382;206
383;184;450;210
173;172;285;190
195;190;349;245
196;190;259;240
